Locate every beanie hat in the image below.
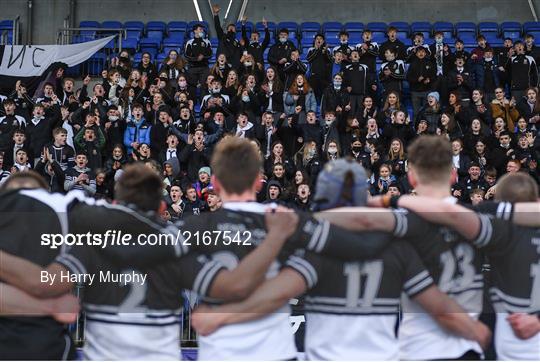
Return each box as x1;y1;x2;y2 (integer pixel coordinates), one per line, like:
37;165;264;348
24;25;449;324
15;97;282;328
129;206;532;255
199;166;211;177
427;91;440;103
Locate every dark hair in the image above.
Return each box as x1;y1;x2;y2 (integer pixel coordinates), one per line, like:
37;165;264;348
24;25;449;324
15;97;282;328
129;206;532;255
115;163;163;212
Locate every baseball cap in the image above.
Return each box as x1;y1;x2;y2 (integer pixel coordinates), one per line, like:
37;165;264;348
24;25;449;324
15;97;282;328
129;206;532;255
313;158;369;210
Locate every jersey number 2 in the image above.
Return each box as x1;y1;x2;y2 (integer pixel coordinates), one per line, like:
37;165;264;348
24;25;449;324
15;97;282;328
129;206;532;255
343;261;383;308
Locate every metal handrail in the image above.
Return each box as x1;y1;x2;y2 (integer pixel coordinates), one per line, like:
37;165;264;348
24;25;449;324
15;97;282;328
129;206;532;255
56;27;127;51
0;30;7;45
13;15;20;44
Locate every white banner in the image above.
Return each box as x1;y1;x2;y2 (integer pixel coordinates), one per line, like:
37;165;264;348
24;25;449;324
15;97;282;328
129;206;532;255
0;36;114;77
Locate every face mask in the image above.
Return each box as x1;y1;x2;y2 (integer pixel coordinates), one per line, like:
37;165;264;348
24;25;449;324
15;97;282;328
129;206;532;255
128;96;134;101
485;57;493;62
307;148;316;158
250;40;258;45
242;95;250;102
279;37;287;43
352;145;362;153
325;119;334;126
436;38;443;44
212;87;221;94
341;39;348;44
198;31;205;38
109;116;119;122
244;62;252;67
333;81;342;89
328;147;338;155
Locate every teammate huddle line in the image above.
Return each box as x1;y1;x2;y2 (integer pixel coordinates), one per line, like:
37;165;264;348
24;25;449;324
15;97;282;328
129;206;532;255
0;135;539;360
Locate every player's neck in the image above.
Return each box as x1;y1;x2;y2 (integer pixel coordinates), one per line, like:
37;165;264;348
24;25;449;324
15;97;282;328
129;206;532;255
220;190;257;203
414;184;451;199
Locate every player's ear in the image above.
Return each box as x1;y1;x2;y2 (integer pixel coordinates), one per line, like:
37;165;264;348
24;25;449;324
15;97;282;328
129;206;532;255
211;175;221;193
407;167;417;188
449;167;458;185
158;200;167;214
254;172;264;193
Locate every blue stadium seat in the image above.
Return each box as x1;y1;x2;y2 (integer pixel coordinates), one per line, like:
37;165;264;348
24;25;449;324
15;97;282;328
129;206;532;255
79;21;100;28
349;33;362;44
163;36;184;50
139;38;160;56
483;32;499;42
147;21;166;41
124;21;144;39
322;21;342;40
79;21;100;39
236;21;254;34
326;38;339;48
459;33;477;47
322;22;343;32
156;52;168;65
168;21;187;39
132;52;142;67
121;37;139;52
87;52;106;76
478;22;499;37
147;21;167;31
527;31;540;40
501;22;522;39
524;21;540;34
278;21;298;39
372;33;386;44
367;22;387;32
103;37;117;51
101;21;123;30
389;21;410;39
0;20;14;44
344;22;364;33
410;22;431;38
256;21;276;35
301;22;321;41
0;20;13;29
433;22;454;39
456;22;477;40
301;37;314;50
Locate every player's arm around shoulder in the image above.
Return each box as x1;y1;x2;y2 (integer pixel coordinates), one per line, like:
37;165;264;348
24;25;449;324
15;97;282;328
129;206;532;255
207;206;299;301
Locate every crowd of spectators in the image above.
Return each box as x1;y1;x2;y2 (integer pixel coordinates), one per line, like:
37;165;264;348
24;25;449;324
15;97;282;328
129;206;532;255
0;7;539;218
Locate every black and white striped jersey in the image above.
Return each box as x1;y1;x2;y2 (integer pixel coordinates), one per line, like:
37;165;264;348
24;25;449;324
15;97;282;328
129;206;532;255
302;241;433;315
0;188;78;360
471;211;540;360
393;206;486;360
181;201;391;361
57;194;221;360
295;242;433;360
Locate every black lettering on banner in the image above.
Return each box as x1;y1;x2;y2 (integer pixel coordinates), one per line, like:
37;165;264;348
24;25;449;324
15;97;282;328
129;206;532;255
32;47;45;67
8;45;26;69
